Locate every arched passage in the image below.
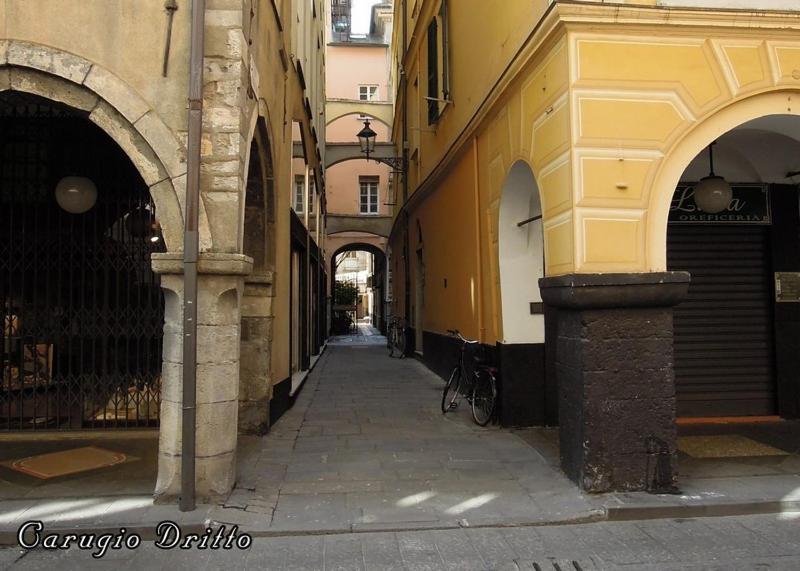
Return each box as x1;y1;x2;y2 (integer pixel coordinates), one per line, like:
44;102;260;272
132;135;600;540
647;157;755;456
0;47;211;253
0;91;165;435
329;240;387;335
496;160;551;427
648;90;800;270
238;118;277;432
657;105;800;419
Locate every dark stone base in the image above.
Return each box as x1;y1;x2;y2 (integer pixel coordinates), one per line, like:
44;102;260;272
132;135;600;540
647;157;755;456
540;272;690;493
496;342;547;427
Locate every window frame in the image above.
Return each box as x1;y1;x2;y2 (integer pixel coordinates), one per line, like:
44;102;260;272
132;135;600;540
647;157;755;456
359;177;380;215
358;84;379;101
293;175;305;214
426;0;449;125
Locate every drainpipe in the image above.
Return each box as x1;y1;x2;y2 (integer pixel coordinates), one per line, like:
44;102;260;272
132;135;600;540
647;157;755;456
180;0;205;513
401;0;411;344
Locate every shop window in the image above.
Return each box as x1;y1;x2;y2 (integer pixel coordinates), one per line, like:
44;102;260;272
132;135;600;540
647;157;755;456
359;177;379;215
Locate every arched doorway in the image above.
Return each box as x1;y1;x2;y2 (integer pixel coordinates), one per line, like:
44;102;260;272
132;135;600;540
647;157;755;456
499;161;545;344
329;242;387;336
665;114;800;419
239;119;276;433
497;160;550;426
0;91;165;430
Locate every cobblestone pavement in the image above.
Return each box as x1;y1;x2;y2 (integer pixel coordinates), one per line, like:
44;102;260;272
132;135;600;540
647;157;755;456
1;513;799;569
213;344;599;533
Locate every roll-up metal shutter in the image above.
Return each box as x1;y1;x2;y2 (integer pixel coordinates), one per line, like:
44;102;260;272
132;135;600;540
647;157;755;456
667;225;776;417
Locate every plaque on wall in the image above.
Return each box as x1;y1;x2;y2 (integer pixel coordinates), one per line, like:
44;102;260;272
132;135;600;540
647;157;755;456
669;184;770;224
776;272;800;303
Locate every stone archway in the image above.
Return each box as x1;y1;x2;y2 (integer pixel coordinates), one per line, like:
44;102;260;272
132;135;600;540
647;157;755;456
239;118;277;433
0;41;212;253
653;99;800;420
1;42;237;502
329;241;388;334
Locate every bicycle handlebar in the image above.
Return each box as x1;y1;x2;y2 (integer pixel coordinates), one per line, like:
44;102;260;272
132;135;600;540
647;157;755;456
447;329;479;344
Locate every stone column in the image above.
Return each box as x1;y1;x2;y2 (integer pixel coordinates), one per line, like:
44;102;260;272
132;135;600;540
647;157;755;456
539;272;690;493
239;273;274;433
152;252;253;502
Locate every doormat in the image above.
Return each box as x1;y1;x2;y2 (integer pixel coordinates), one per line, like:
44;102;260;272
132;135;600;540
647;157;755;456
678;435;790;458
1;446;130;479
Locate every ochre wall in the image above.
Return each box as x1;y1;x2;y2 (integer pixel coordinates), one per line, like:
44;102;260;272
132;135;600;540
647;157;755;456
408;147;480;340
569;29;800;272
390;3;800;345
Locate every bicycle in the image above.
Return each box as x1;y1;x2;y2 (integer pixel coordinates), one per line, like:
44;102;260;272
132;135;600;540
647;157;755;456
441;329;497;426
386;316;406;358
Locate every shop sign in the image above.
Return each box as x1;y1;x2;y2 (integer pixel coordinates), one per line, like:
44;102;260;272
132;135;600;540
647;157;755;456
776;272;800;303
669;184;770;224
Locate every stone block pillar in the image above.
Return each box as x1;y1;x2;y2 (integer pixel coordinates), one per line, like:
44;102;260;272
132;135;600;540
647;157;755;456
152;252;253;502
239;273;274;433
539;272;690;493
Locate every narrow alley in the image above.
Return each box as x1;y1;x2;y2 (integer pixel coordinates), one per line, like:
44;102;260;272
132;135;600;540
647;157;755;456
220;340;596;533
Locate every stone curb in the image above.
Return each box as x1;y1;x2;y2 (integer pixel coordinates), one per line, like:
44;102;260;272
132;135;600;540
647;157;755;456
605;498;800;522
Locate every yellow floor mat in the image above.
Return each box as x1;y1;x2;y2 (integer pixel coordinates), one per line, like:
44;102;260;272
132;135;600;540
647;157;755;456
678;435;790;458
1;446;129;479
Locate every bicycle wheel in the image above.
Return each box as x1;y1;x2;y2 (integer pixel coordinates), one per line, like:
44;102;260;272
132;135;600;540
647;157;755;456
387;326;395;357
441;367;461;414
471;368;497;426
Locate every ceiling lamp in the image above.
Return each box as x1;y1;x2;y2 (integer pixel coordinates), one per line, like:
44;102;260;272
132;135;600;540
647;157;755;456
693;142;731;214
55;176;98;214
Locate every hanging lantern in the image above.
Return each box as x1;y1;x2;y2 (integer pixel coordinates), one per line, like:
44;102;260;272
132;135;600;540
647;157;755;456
55;176;98;214
693;142;732;214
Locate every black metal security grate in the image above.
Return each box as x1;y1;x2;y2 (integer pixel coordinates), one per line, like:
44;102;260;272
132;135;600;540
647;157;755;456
0;93;165;430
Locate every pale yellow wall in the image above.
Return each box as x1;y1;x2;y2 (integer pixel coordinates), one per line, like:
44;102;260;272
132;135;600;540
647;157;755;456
393;0;551;196
389;1;800;346
568;28;800;273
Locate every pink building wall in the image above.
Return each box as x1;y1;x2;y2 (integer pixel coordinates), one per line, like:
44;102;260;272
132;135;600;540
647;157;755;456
326;45;390;101
325;39;392;218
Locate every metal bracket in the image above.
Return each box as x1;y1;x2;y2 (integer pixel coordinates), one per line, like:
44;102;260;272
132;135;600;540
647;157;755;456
371;156;408;173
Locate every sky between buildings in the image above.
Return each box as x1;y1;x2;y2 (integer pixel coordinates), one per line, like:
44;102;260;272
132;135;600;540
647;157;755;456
350;0;382;36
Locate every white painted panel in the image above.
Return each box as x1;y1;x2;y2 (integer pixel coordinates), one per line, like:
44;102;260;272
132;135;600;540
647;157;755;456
499;162;545;344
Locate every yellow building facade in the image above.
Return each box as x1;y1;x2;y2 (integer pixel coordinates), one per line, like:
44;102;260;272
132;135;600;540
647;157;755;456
389;0;800;492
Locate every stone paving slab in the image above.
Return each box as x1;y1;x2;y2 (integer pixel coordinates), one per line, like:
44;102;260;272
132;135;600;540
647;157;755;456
213;345;603;534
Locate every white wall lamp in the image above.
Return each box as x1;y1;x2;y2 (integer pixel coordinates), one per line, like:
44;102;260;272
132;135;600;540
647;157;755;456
693;141;732;214
55;176;98;214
